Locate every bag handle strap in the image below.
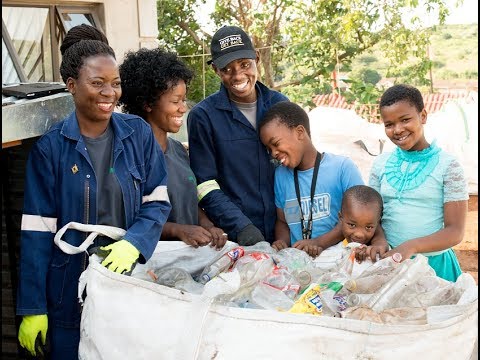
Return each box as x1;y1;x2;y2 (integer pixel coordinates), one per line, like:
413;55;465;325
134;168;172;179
54;222;126;255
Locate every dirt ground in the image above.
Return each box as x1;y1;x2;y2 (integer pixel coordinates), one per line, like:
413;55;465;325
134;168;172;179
453;195;478;283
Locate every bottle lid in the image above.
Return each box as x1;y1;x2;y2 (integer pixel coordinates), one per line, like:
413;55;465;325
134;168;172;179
344;279;356;292
347;293;360;306
296;270;311;286
392;253;402;263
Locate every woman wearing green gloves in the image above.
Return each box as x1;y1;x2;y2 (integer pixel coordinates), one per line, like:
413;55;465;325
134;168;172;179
16;24;171;359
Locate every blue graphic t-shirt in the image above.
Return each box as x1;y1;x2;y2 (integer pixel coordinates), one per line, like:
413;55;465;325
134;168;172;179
274;152;364;246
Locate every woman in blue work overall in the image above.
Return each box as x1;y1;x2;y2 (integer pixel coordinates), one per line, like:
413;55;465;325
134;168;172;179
16;24;171;359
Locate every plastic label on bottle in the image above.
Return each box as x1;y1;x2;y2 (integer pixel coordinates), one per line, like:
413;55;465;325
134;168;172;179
289;283;323;315
227;247;245;261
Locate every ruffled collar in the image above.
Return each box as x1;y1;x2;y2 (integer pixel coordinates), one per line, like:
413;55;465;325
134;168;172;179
385;141;441;197
395;140;441;162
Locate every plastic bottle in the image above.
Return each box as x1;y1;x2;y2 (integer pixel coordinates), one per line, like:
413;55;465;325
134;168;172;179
345;253;403;294
394;275;461;308
346;293;372;307
199;247;245;284
233;252;275;288
365;254;430;312
272;247;314;272
358;253;402;278
147;267;204;294
318;282;348;316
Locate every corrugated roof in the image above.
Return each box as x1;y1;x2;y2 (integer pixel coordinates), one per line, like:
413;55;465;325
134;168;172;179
312;92;474;123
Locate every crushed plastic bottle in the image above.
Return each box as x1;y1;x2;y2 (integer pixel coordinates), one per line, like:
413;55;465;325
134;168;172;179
273;247;315;272
199;247;245;284
318;282;348;316
392;275;462;308
233;252;275;288
250;266;300;311
147;267;204;294
365;254;432;312
345;253;403;294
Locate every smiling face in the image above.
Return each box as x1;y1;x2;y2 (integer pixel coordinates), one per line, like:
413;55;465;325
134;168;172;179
380;100;429;151
339;198;381;245
67;55;121;126
144;80;188;134
259;118;307;169
214;57;259;103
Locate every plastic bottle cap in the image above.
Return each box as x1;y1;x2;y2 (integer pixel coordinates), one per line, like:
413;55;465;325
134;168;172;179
345;279;356;292
347;293;360;306
201;274;211;283
295;270;311;285
392;253;402;263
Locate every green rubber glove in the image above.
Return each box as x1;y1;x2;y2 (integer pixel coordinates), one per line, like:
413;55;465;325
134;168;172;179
18;314;48;356
100;240;140;274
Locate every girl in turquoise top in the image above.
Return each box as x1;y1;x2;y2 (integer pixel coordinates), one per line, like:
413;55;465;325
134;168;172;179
369;84;469;281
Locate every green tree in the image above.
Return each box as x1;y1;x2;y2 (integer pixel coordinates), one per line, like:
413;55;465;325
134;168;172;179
158;0;451;105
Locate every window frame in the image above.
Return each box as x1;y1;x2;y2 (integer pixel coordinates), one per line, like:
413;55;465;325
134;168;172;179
2;2;104;83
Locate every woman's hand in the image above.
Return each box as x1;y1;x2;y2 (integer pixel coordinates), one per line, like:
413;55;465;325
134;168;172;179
177;225;212;248
207;226;228;250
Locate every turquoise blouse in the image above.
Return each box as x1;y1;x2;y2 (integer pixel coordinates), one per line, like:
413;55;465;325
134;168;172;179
369;142;469;281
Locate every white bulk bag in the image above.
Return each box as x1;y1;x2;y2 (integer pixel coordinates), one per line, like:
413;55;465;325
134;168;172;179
55;223;478;360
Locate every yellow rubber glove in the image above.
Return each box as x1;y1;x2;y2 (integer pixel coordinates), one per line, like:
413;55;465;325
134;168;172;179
100;240;140;274
18;314;48;356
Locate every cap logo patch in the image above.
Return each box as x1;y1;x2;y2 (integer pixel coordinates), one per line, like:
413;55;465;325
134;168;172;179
219;34;244;51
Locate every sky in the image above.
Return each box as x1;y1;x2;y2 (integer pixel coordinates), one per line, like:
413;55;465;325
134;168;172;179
445;0;478;24
198;0;478;31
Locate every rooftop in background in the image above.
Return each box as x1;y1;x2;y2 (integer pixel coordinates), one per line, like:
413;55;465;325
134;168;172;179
312;90;478;123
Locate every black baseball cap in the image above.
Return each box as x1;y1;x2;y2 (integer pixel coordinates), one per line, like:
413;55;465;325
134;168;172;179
208;25;256;69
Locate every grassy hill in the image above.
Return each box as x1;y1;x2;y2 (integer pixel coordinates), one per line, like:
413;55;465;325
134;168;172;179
349;23;478;90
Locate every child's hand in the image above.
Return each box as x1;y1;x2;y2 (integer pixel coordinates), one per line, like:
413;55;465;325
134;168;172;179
353;245;368;263
293;240;324;258
382;243;414;262
368;244;389;262
355;244;388;263
271;239;289;251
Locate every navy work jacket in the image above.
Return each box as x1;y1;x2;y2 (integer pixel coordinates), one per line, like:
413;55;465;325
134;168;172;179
187;82;288;243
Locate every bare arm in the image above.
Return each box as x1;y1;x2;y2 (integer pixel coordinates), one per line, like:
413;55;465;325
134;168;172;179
272;207;291;250
383;200;467;260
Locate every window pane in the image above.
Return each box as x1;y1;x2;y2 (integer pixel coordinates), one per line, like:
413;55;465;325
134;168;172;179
61;13;95;30
2;37;21;84
2;7;53;82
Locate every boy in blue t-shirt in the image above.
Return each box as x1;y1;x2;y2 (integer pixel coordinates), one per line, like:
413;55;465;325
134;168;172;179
259;101;387;259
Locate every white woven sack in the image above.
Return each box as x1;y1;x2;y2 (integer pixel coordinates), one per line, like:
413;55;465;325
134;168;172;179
76;245;478;360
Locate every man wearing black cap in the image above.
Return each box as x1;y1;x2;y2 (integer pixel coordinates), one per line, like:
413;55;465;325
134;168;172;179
187;25;289;246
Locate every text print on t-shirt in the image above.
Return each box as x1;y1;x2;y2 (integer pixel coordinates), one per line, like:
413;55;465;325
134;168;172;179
283;193;331;224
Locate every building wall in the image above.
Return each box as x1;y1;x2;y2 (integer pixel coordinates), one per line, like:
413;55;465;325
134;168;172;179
3;0;159;61
2;1;159;356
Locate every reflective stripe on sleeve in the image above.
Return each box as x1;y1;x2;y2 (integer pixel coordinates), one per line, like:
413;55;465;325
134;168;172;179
21;214;57;233
142;185;170;204
197;180;220;201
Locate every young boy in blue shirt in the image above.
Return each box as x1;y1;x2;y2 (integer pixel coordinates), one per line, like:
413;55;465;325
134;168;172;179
259;101;387;258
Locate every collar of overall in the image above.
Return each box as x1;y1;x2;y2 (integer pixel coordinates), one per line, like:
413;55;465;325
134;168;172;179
294;151;323;240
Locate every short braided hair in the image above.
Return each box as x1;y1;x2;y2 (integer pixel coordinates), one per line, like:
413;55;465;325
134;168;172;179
59;24;115;82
